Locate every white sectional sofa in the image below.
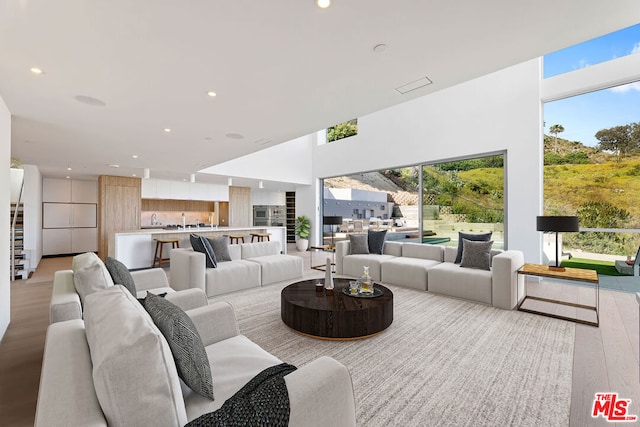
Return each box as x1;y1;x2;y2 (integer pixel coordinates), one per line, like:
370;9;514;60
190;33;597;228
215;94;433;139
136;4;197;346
171;241;304;297
336;241;524;310
50;258;208;324
36;285;356;426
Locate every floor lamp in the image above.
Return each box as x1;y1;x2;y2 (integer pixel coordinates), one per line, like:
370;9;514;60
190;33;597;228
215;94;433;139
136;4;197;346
536;216;579;271
324;216;343;249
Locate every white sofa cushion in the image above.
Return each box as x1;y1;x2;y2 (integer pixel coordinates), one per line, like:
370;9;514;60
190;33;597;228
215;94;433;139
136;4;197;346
240;241;280;258
182;335;282;421
343;254;396;281
428;262;493;305
84;286;187;427
72;252;114;304
247;254;303;286
381;257;440;291
401;242;444;261
204;260;261;297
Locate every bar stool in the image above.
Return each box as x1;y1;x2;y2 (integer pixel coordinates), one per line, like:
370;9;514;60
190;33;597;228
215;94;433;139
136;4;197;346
153;237;180;268
250;233;271;242
224;234;245;244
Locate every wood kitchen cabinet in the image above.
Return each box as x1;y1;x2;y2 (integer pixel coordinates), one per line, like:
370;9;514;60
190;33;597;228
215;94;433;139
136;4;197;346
98;175;141;259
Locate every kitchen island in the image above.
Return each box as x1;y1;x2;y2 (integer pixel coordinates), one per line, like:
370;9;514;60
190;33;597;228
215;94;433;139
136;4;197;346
110;226;287;269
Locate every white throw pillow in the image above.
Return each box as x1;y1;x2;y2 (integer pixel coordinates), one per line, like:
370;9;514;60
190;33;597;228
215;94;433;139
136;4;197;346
72;252;114;304
84;286;187;427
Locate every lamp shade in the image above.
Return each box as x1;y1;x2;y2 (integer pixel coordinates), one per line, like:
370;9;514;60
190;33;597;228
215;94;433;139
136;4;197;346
324;216;343;226
536;216;579;232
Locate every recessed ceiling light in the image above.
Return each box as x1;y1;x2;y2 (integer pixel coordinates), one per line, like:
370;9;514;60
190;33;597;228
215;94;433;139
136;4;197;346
132;154;138;159
316;0;331;8
108;164;120;168
164;128;171;133
226;133;244;140
30;67;44;75
66;166;72;171
65;176;70;179
207;91;217;97
132;174;137;177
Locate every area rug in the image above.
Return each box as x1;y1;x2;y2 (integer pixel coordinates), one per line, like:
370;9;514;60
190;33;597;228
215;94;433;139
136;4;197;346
216;281;575;427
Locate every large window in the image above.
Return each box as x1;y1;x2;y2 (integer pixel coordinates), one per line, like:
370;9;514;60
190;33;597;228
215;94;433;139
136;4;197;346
422;155;505;249
320;154;505;248
543;83;640;258
544;23;640;78
327;119;358;143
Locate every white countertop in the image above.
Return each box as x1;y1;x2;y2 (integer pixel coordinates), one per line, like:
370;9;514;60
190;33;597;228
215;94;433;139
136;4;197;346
115;226;285;236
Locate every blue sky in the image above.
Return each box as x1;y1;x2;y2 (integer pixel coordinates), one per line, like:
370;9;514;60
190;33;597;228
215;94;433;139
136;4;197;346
543;23;640;147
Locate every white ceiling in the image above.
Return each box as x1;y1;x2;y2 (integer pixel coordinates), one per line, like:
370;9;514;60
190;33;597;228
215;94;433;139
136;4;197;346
2;0;639;188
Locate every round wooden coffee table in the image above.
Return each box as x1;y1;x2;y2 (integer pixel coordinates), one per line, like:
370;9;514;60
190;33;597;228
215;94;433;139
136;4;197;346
281;278;393;340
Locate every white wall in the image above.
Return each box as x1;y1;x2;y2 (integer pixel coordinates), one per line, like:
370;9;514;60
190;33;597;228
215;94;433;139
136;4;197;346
23;165;43;270
1;94;11;340
200;135;314;185
298;59;544;260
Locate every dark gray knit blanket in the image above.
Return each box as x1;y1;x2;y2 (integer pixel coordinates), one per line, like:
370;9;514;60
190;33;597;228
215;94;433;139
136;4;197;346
185;363;297;427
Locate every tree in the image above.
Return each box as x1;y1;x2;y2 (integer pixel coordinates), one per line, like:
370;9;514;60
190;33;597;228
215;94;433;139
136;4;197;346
549;124;564;154
577;200;629;228
594;124;636;160
327;119;358;142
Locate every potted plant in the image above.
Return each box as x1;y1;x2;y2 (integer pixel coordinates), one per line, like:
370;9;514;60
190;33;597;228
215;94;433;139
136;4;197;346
295;215;311;252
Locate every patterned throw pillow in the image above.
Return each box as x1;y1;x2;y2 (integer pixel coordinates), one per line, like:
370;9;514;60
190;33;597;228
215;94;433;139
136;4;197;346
144;292;214;400
349;234;369;255
190;234;217;268
207;236;232;262
104;256;137;297
455;232;492;264
459;239;494;270
368;229;387;255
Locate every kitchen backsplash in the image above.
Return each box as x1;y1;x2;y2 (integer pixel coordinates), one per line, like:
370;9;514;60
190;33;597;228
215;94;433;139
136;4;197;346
141;211;216;227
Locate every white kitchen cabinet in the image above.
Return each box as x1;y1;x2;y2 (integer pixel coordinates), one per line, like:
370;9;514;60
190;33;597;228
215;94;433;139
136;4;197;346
170;181;190;199
189;182;208;200
269;192;286;206
155;180;173;199
43;178;72;202
72;204;97;227
72;228;98;253
43;203;96;228
43;203;72;228
141;179;158;198
43;229;72;255
71;180;98;203
141;178;230;201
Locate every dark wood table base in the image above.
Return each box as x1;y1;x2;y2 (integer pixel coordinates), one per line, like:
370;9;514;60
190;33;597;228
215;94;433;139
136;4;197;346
281;278;393;340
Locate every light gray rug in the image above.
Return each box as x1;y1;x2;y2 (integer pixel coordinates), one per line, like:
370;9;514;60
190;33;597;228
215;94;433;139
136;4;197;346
215;280;575;427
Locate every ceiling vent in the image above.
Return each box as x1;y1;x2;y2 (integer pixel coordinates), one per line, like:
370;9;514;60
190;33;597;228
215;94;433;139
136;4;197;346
395;77;433;95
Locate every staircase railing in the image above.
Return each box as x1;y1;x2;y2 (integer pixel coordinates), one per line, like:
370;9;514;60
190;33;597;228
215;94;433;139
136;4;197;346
11;179;24;280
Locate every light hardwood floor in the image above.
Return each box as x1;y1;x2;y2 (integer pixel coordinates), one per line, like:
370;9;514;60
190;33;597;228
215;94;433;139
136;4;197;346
0;254;638;426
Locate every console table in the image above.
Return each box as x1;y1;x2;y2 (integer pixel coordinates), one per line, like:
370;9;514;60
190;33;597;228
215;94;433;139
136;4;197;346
309;245;336;272
517;263;599;327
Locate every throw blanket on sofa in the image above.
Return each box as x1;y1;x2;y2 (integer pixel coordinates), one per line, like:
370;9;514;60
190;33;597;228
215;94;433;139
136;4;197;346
186;363;297;427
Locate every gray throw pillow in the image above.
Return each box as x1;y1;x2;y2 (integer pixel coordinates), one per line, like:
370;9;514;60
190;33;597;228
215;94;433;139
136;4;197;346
104;257;137;297
144;292;214;400
455;232;492;264
459;239;494;270
207;236;232;262
368;229;387;255
349;234;369;255
190;234;217;268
